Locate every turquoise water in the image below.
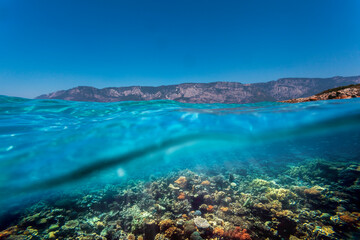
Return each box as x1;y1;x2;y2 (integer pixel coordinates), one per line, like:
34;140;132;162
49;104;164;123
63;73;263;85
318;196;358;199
1;96;360;239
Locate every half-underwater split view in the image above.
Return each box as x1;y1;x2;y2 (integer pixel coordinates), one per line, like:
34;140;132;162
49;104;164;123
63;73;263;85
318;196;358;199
1;1;360;240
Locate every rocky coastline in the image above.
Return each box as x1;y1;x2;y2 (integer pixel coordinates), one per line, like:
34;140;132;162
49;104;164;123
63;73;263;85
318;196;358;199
281;84;360;103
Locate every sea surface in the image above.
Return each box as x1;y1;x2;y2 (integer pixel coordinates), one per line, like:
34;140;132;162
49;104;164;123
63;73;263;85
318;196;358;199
0;96;360;239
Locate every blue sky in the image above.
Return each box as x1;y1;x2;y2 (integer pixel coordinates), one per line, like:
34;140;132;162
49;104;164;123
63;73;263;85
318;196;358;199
1;0;360;98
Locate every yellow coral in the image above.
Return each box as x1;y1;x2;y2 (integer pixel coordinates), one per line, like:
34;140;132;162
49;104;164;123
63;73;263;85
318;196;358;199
255;200;282;214
251;179;271;188
313;225;334;236
127;233;136;240
48;231;57;239
265;188;297;201
275;210;297;218
96;221;105;228
24;226;38;236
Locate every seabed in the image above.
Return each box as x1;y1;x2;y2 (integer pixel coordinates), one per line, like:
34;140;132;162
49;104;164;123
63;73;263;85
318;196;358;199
1;159;360;240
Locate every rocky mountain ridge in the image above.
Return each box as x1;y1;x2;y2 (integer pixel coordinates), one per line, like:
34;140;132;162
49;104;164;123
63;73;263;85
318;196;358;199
36;75;360;104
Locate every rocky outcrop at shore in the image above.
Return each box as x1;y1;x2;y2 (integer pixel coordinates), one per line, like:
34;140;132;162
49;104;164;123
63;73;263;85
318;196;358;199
281;84;360;103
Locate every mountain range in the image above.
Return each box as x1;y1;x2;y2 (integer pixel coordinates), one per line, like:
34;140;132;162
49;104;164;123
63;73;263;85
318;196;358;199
36;75;360;104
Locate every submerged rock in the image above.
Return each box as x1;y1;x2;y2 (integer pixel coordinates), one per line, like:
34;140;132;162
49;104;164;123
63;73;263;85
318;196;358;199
193;217;210;229
184;220;197;237
145;220;159;240
190;231;204;240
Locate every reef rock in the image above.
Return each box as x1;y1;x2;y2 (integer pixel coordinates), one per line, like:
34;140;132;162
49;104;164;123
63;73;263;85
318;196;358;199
193;217;210;229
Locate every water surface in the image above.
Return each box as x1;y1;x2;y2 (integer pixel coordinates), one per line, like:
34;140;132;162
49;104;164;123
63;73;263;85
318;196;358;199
0;96;359;239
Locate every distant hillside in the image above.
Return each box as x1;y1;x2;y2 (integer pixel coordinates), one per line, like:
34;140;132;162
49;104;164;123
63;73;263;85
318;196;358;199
282;83;360;103
36;75;360;104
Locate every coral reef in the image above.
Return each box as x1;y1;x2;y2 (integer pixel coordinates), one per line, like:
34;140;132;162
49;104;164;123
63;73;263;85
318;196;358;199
0;159;360;239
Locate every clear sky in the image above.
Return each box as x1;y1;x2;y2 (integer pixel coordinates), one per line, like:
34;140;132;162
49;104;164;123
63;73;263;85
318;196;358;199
1;0;360;98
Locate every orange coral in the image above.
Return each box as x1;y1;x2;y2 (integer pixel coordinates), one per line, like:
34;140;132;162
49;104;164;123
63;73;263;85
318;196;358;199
339;212;358;224
164;226;183;239
213;227;225;236
0;226;17;239
220;207;229;212
207;205;214;212
340;214;356;224
174;176;187;188
304;187;321;197
0;230;11;239
352;212;360;218
182;214;188;219
201;180;210;185
178;192;186;200
159;219;174;231
127;234;136;240
225;227;252;240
